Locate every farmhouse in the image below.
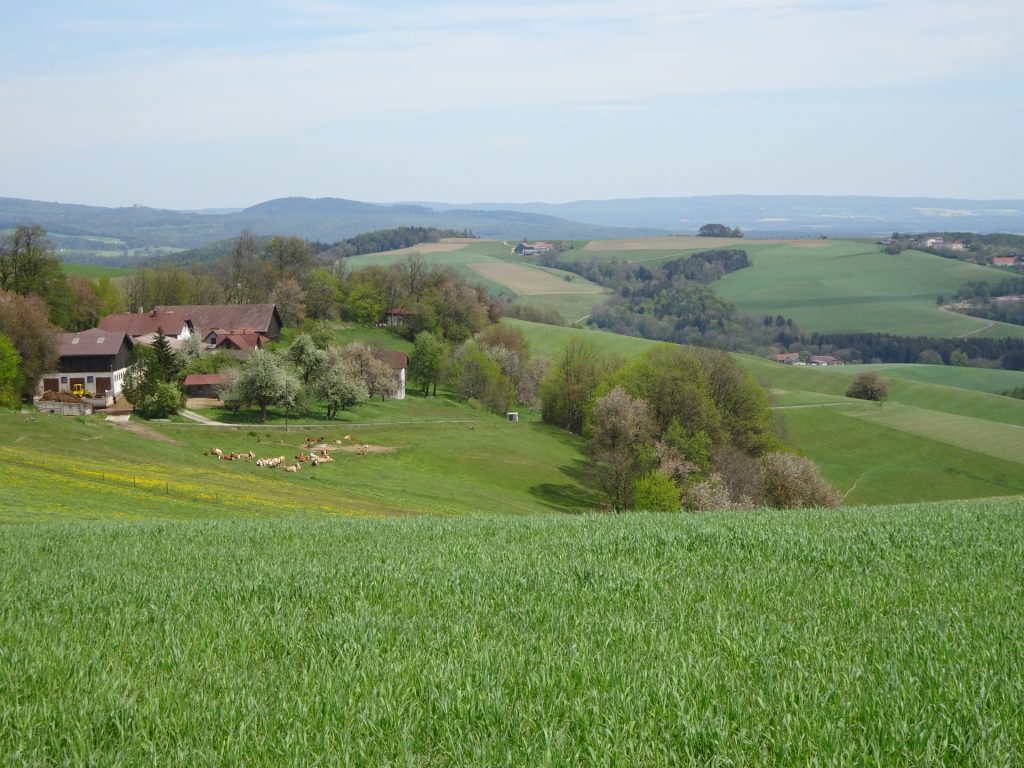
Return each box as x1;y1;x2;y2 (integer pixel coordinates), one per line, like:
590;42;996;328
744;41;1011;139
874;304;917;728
38;329;133;398
375;350;409;400
98;309;194;341
992;256;1021;267
155;304;283;341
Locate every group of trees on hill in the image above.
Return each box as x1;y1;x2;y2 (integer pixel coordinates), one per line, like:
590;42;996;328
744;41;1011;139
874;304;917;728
539;339;837;511
698;223;744;238
319;227;473;259
535;248;800;353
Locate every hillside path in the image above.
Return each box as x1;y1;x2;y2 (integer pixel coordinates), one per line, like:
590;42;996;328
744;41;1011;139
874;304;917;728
180;409;227;426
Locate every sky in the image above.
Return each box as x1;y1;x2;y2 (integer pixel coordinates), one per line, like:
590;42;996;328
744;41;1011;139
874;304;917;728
2;0;1023;209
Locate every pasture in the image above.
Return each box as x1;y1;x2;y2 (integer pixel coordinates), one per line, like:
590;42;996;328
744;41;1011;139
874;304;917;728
0;401;600;524
2;503;1022;764
714;241;1024;338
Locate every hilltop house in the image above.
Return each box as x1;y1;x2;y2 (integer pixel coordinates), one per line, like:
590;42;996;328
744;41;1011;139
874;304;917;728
155;304;283;341
515;242;555;256
38;329;133;398
383;307;415;328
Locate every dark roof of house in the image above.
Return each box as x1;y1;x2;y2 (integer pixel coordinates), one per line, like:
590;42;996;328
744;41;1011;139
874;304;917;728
155;304;280;336
376;350;409;370
184;374;227;386
98;310;191;337
58;329;130;357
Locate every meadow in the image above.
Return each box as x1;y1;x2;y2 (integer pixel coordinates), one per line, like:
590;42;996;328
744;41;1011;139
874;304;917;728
713;241;1024;338
2;502;1022;765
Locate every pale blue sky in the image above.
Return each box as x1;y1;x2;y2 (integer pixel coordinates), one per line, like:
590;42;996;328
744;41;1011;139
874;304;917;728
2;0;1022;208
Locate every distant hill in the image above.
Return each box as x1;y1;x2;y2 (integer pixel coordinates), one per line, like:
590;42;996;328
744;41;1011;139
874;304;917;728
414;195;1024;237
0;196;663;263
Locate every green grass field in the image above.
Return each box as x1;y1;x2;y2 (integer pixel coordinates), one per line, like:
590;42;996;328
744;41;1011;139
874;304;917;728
714;241;1024;338
0;396;599;524
839;363;1024;393
2;503;1022;765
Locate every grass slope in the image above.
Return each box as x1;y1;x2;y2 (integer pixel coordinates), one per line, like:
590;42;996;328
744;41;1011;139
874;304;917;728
0;402;599;524
2;503;1022;764
714;241;1024;338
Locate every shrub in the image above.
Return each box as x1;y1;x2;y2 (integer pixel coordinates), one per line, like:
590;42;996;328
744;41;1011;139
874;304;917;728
758;452;840;509
846;371;890;402
632;471;681;512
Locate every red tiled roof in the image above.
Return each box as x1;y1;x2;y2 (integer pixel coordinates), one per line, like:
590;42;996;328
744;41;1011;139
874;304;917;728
376;350;409;370
98;310;190;337
183;374;227;386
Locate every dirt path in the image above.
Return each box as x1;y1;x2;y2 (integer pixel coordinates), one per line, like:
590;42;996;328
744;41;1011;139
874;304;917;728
106;416;179;443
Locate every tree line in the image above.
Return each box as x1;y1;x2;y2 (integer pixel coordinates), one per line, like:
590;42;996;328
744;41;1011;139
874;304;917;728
801;332;1024;370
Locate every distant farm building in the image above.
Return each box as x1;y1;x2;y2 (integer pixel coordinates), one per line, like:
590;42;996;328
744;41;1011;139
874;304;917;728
772;352;803;365
514;242;555;256
374;350;409;400
809;355;842;366
38;329;133;399
383;307;415;328
992;256;1021;267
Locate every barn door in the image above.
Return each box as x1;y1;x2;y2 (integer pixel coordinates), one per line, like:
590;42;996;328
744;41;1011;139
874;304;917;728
96;377;112;394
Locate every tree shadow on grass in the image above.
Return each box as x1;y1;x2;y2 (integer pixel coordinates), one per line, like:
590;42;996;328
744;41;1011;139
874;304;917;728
530;457;604;513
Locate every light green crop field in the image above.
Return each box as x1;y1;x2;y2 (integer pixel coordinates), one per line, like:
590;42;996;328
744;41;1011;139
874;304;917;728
346;240;607;321
714;241;1024;338
2;503;1023;765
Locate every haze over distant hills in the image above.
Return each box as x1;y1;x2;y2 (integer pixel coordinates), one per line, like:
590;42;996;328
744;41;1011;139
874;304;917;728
1;195;1022;264
416;196;1024;237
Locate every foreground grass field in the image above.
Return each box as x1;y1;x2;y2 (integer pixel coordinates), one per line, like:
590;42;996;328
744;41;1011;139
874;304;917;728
2;502;1022;765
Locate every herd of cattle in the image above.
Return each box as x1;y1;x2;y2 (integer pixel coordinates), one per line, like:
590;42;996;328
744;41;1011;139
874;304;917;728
204;435;368;474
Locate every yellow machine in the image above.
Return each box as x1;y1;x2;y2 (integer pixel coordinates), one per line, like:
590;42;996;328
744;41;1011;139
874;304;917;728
71;383;90;398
